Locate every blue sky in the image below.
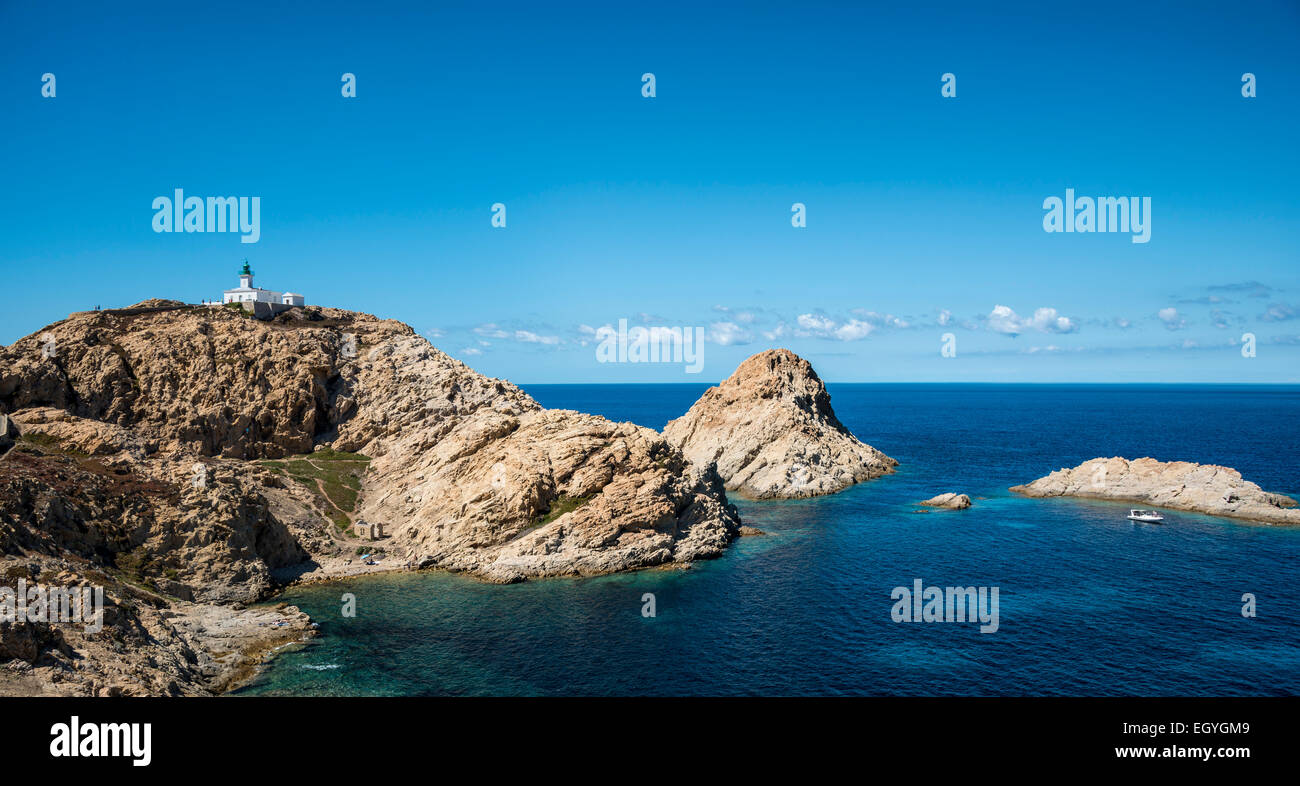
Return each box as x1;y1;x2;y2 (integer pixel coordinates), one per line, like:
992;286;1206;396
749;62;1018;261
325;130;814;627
3;0;1298;383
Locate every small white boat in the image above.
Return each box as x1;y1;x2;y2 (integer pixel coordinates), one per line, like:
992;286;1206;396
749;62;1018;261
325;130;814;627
1127;509;1165;523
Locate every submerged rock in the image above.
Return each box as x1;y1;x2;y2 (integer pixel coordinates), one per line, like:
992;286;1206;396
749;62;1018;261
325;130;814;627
664;349;897;499
1010;456;1300;525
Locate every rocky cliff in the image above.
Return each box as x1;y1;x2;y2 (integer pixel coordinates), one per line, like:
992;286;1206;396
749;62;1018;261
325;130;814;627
0;301;740;694
664;349;897;498
1010;456;1300;525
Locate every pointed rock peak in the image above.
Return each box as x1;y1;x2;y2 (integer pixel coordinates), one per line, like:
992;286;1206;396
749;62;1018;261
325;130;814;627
725;348;823;396
731;348;813;378
665;349;896;499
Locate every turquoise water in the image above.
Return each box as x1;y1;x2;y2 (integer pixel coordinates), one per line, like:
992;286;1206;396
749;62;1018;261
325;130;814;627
236;384;1300;696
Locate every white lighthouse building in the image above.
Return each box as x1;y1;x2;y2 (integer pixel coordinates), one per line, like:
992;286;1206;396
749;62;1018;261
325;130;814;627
221;261;305;307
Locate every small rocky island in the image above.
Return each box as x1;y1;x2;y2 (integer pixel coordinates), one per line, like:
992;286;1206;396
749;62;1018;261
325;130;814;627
1011;457;1300;525
664;349;896;499
920;493;972;510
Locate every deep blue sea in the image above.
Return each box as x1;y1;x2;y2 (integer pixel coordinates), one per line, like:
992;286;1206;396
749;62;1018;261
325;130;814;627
235;384;1300;696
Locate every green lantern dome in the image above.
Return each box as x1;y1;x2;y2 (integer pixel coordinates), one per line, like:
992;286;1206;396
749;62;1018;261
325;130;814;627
240;260;252;276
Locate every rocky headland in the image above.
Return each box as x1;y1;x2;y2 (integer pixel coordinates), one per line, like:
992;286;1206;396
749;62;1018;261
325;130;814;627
1011;457;1300;525
0;300;740;694
664;349;896;499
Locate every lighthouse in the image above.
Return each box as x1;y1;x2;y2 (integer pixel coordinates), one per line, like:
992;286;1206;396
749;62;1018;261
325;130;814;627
221;260;305;307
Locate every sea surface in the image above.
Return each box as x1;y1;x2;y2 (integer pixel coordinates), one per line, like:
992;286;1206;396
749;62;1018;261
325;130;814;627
235;384;1300;696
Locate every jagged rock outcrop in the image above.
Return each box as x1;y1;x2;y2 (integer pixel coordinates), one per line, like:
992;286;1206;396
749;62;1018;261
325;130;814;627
0;301;741;694
664;349;896;499
1011;457;1300;525
0;414;14;455
920;493;971;510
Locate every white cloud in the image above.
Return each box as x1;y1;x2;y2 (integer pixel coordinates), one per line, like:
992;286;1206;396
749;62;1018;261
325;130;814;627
473;322;562;345
796;313;836;333
988;305;1078;335
460;347;482;357
1030;307;1077;334
576;324;603;347
1157;307;1186;330
849;309;910;329
790;313;876;342
713;305;762;325
1261;303;1298;322
514;330;561;345
987;305;1022;334
707;321;752;346
833;319;874;340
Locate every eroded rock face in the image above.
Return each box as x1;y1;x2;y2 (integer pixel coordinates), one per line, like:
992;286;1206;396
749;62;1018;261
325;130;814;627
0;424;322;605
664;349;897;499
359;405;738;582
0;302;741;693
1010;457;1300;525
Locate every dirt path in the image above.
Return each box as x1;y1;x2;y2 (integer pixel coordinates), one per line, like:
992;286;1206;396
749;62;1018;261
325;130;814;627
313;477;349;515
301;457;353;516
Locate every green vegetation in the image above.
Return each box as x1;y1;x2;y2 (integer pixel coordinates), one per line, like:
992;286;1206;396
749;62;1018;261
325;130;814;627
17;433;61;449
257;450;370;532
15;433;89;458
2;564;33;582
329;511;352;532
113;547;148;584
533;493;596;528
111;546;178;596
